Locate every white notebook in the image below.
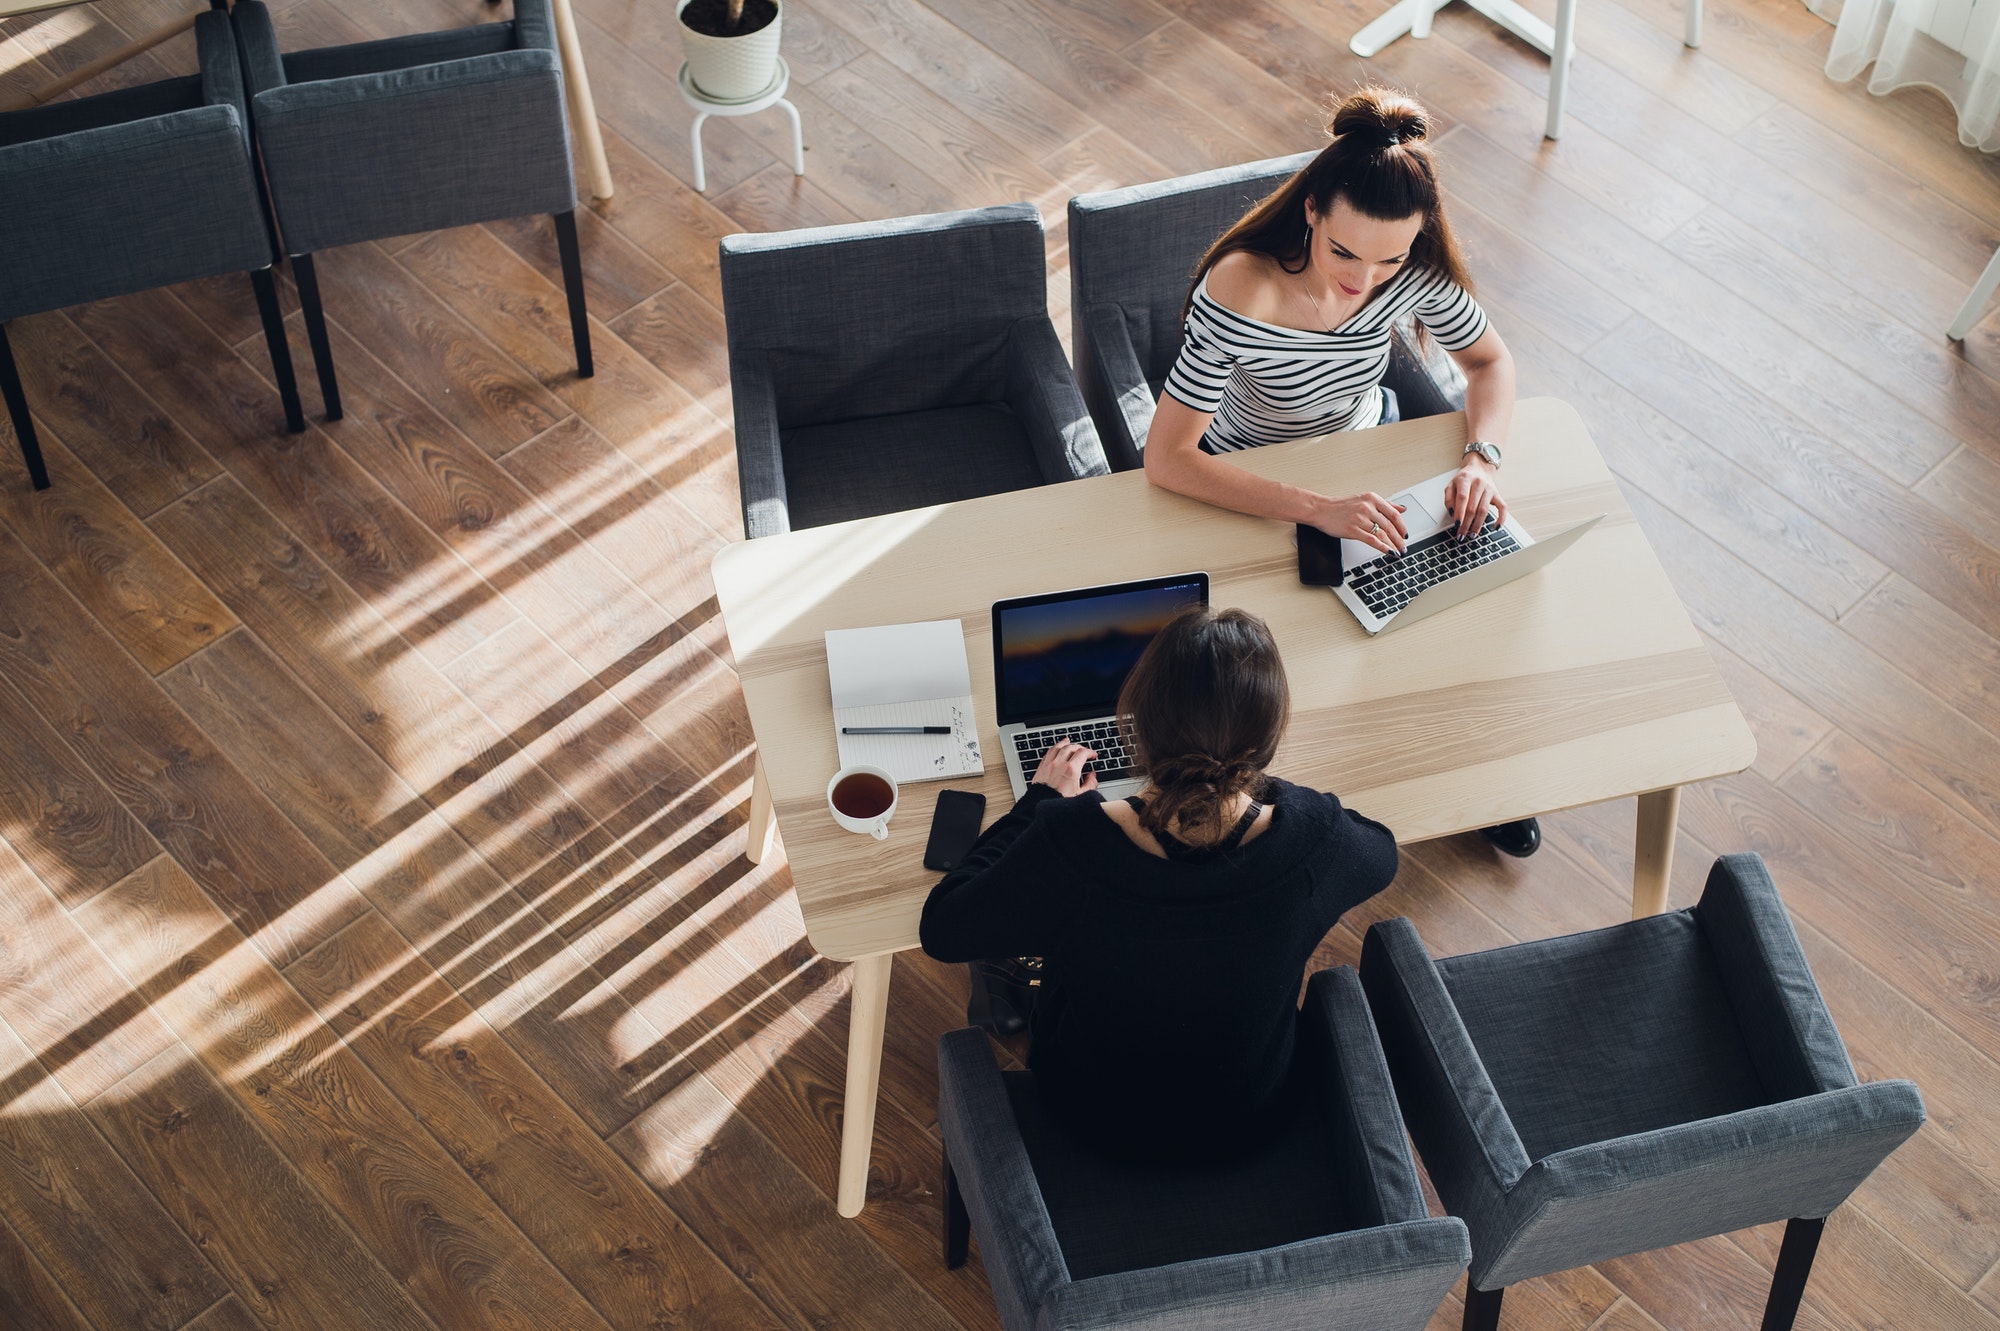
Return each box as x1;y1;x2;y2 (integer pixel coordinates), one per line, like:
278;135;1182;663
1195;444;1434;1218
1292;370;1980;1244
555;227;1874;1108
824;620;985;783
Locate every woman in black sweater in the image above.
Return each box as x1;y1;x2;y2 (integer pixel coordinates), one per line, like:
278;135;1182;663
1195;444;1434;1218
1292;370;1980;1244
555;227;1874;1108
919;606;1397;1162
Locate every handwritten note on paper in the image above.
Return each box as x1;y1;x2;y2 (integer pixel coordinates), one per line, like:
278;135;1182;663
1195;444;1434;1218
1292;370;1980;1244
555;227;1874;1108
825;620;985;783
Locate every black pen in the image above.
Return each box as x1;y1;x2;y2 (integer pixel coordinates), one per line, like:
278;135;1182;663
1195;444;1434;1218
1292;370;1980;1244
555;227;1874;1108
842;726;951;735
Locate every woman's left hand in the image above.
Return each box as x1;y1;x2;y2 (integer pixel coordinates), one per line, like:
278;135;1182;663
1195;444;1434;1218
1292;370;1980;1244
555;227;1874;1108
1444;457;1507;539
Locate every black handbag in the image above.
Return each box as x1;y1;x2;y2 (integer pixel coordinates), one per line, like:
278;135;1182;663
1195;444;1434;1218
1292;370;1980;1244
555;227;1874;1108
966;956;1042;1035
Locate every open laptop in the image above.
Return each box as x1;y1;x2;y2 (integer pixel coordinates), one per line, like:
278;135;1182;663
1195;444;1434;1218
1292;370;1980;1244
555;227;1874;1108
1329;468;1604;635
992;572;1209;800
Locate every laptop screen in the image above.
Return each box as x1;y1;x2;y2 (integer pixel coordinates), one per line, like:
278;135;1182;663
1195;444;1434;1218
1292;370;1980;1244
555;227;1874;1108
991;573;1209;726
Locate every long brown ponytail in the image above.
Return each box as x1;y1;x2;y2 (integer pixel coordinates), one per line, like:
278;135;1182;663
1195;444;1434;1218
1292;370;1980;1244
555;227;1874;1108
1183;85;1473;320
1117;606;1289;847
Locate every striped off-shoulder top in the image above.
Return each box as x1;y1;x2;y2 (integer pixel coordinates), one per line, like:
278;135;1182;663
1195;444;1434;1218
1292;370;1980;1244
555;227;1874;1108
1163;264;1489;453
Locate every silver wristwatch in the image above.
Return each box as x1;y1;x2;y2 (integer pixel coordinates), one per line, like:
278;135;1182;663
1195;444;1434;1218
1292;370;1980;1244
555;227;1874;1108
1464;440;1502;469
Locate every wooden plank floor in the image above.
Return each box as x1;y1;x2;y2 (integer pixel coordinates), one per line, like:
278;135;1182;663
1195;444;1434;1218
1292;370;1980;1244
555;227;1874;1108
2;0;1998;1325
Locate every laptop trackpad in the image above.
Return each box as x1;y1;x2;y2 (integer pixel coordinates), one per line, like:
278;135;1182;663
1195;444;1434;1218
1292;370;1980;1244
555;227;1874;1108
1393;489;1446;532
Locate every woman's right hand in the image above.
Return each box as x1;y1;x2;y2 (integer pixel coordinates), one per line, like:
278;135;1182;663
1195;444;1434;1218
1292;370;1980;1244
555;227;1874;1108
1032;738;1100;797
1310;492;1409;555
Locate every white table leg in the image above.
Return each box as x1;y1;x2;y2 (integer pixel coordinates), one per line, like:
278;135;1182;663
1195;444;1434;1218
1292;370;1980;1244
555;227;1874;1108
690;111;711;193
549;0;614;200
1351;0;1429;57
1948;246;2000;340
745;751;776;863
779;97;805;176
1685;0;1703;47
1632;786;1682;918
836;953;894;1218
1545;0;1578;139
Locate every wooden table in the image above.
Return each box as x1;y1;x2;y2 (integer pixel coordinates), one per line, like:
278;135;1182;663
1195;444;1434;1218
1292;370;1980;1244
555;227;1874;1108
710;396;1756;1217
0;0;614;201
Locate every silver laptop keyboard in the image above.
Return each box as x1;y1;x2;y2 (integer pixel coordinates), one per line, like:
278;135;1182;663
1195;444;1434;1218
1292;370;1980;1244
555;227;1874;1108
1346;515;1518;619
1012;717;1139;787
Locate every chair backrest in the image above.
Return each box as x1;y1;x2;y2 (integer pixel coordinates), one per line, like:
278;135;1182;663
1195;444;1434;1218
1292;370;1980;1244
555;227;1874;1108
235;0;576;255
720;202;1050;428
0;11;271;323
1068;153;1314;387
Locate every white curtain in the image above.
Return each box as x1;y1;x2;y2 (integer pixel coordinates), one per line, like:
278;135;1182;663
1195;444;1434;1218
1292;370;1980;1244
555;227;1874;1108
1824;0;2000;150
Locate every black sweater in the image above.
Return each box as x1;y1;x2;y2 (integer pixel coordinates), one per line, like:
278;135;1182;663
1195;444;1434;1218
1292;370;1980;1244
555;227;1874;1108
919;777;1398;1160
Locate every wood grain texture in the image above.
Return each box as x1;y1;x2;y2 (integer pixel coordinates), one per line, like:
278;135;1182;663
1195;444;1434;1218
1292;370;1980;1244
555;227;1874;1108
73;857;617;1331
4;310;219;518
87;1046;437;1331
0;527;364;966
0;420;234;675
0;840;177;1106
0;1017;226;1331
0;675;159;905
0;1209;92;1331
286;909;786;1331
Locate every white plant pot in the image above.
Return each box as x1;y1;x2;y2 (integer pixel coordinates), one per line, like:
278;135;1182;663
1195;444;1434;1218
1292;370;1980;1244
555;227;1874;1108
678;0;783;101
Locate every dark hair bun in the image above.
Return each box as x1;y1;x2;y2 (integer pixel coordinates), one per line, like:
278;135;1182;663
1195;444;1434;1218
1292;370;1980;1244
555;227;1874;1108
1329;85;1430;150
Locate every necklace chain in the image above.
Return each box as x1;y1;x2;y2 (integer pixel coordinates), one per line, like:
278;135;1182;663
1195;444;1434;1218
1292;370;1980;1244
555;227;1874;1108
1296;274;1338;333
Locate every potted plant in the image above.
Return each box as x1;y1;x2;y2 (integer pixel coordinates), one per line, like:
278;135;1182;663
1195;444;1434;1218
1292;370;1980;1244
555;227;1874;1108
678;0;783;101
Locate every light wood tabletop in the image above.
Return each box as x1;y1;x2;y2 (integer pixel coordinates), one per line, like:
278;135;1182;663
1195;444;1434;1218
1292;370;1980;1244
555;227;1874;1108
710;396;1756;1216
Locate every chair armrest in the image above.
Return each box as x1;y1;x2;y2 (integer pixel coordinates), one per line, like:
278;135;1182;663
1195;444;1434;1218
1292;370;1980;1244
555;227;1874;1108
512;0;558;52
0;107;269;322
1077;303;1151;472
231;1;288;99
1002;317;1110;484
195;10;250;150
1695;853;1857;1099
728;351;790;539
1476;1080;1924;1289
251;48;576;253
1359;920;1533;1214
1038;1217;1469;1331
1302;967;1427;1228
939;1029;1070;1331
1381;318;1466;421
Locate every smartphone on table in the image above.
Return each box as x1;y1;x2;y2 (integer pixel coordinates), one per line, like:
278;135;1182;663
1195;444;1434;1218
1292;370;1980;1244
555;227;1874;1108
1297;524;1344;587
924;789;988;871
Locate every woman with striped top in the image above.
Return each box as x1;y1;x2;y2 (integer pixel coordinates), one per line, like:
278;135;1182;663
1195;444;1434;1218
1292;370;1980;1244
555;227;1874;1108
1149;86;1514;554
1149;86;1543;858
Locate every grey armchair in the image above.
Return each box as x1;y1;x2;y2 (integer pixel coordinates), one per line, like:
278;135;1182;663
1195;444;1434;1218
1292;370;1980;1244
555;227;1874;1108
1069;155;1465;469
939;967;1470;1331
0;5;303;491
232;0;590;423
1359;853;1925;1331
720;203;1109;538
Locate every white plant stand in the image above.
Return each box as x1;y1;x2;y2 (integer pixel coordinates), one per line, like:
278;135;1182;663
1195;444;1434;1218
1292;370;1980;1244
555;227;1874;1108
679;56;804;193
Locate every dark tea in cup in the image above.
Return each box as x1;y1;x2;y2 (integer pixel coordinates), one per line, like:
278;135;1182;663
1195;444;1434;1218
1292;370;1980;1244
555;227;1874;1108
831;771;895;819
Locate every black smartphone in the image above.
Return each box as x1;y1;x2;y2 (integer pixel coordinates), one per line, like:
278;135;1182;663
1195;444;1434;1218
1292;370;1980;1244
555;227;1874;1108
1297;524;1344;587
924;789;987;872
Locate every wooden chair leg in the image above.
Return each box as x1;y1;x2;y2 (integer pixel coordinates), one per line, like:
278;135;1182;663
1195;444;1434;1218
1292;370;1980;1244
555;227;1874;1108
942;1144;970;1270
1464;1284;1504;1331
291;252;342;421
1759;1217;1826;1331
0;323;49;490
553;210;593;379
249;267;305;434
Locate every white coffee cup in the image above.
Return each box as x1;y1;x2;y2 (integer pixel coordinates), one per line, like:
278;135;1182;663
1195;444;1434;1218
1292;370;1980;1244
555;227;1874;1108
826;764;898;840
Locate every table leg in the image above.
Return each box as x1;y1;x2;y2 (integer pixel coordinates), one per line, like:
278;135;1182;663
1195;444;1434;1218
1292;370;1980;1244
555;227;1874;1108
746;752;777;864
1544;0;1578;139
778;97;805;176
836;952;894;1218
1632;786;1682;918
548;0;614;200
689;111;710;193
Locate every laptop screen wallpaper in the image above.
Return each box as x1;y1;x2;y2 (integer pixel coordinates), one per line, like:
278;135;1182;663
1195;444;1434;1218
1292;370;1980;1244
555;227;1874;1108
998;580;1206;720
